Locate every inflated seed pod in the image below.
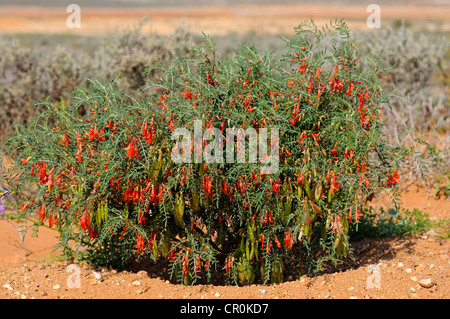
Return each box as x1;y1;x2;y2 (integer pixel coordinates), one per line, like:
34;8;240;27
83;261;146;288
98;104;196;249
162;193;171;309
271;259;284;284
304;179;312;201
152;239;158;259
161;238;171;258
297;185;303;198
174;192;185;226
191;191;200;213
314;182;322;201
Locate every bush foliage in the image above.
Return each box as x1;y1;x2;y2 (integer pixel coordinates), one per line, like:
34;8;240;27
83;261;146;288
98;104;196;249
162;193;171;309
2;20;409;285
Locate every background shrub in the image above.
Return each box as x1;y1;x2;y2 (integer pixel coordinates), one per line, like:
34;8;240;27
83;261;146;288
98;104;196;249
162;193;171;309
0;19;193;140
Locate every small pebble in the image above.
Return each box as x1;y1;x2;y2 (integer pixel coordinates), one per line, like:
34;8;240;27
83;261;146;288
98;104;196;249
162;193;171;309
405;268;412;273
136;270;149;278
418;278;435;289
214;292;220;297
53;284;61;290
92;272;102;280
132;280;141;286
3;284;13;291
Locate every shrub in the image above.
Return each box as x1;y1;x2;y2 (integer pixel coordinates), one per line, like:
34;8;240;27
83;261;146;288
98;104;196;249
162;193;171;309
0;40;84;139
353;24;447;97
353;25;449;192
89;18;194;94
1;20;407;285
349;207;438;241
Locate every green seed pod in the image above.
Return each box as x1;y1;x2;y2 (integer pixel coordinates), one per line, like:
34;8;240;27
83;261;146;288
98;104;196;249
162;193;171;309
247;223;255;243
314;182;322;201
321;223;327;242
161;239;171;258
174;192;185;226
304;179;312;201
250;243;255;261
191;191;200;213
271;260;284;284
183;271;192;286
152;239;158;259
245;244;250;262
297;185;303;198
246;264;255;284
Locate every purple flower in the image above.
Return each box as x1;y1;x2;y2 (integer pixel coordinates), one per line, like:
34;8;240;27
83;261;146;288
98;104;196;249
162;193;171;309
0;196;5;214
0;190;11;214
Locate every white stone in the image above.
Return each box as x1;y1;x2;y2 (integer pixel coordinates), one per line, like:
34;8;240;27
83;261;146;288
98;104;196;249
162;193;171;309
92;271;102;280
418;278;435;288
3;283;13;291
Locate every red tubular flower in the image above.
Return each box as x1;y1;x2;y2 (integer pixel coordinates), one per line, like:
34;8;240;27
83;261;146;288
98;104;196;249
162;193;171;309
182;251;189;277
63;134;69;148
88;126;98;142
46;168;54;191
194;256;201;272
183;88;192;100
136;235;146;254
330;173;340;195
223;255;233;274
271;180;282;197
124;137;138;160
274;237;281;249
48;213;54;228
298;63;308;73
284;232;293;250
19;203;29;213
38;203;45;221
387;171;400;187
78;212;90;230
38;162;48;184
89;229;98;239
202;175;213;201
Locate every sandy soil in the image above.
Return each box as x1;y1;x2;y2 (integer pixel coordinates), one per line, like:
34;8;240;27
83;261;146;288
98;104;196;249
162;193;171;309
0;4;449;37
0;186;448;300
